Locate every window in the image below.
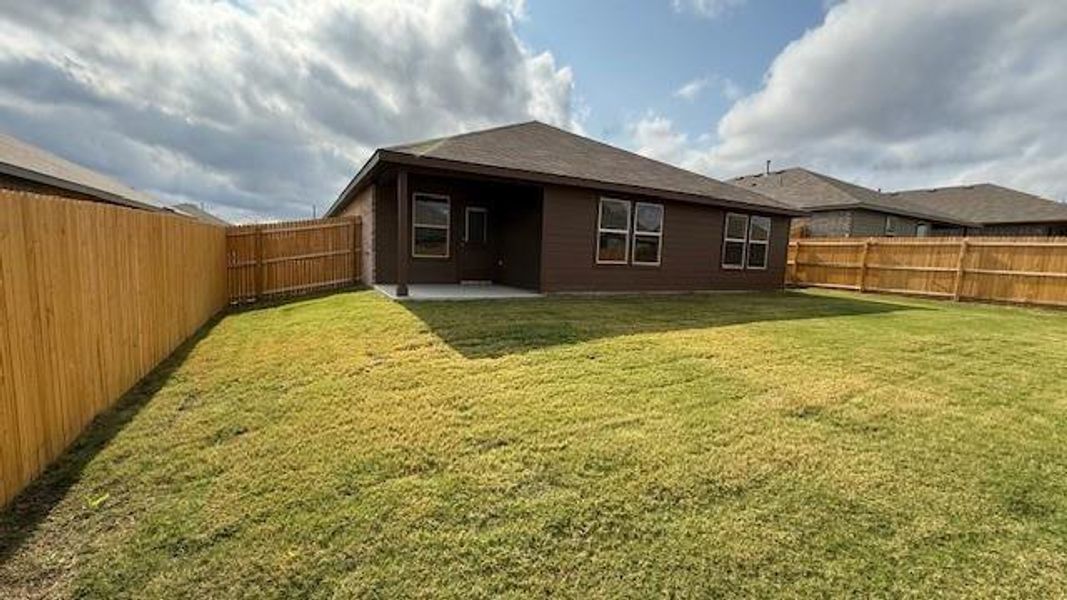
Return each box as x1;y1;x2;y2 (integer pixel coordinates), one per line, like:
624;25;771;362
597;198;631;264
722;213;748;269
885;215;901;237
632;202;664;265
916;222;930;237
747;216;771;269
412;193;450;258
465;207;487;243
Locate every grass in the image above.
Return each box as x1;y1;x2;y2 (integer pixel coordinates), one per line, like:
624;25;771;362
2;289;1067;598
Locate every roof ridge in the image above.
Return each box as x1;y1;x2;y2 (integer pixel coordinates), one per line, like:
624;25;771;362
385;120;540;153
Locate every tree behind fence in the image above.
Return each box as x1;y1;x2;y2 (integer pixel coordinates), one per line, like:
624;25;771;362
788;236;1067;308
0;191;228;507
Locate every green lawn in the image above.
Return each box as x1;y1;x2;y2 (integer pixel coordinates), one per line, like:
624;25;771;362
2;289;1067;598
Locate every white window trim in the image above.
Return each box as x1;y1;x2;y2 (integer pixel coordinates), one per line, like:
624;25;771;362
464;206;487;243
412;193;450;259
722;212;748;270
746;215;771;270
631;201;664;266
596;197;631;265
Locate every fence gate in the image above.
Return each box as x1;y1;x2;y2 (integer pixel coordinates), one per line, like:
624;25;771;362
227;216;361;303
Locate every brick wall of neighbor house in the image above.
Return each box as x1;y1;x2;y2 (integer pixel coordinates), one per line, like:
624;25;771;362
972;223;1059;236
340;184;375;284
808;210;853;237
850;209;921;237
539;184;789;293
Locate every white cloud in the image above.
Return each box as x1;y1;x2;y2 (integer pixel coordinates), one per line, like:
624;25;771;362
671;0;747;19
0;0;578;221
674;75;743;103
701;0;1067;200
673;78;710;101
628;113;703;170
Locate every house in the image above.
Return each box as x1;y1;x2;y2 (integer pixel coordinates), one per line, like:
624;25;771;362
729;168;974;238
0;131;163;211
325;121;804;296
729;167;1067;237
171;202;230;226
886;184;1067;237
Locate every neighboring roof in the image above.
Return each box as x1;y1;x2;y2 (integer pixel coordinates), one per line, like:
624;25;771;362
170;203;230;226
328;121;804;217
729;168;974;226
0;131;161;211
887;184;1067;225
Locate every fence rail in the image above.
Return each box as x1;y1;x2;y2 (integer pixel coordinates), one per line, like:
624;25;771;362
788;236;1067;308
1;191;228;506
226;216;361;303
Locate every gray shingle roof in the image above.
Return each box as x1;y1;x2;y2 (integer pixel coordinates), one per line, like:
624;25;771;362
887;184;1067;225
331;121;800;216
730;168;973;226
170;203;230;226
0;132;161;211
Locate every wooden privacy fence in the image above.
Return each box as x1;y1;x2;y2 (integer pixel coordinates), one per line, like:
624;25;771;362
788;236;1067;308
227;216;361;303
0;191;228;506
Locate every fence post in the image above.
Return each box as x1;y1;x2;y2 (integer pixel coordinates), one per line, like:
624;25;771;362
952;238;969;301
254;225;264;300
858;238;872;292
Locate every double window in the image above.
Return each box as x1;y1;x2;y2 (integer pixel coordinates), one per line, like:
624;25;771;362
412;193;450;258
722;213;771;270
596;198;664;265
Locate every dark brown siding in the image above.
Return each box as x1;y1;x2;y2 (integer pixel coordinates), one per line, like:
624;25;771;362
539;185;789;293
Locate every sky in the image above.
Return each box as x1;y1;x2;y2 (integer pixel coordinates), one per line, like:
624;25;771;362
0;0;1064;222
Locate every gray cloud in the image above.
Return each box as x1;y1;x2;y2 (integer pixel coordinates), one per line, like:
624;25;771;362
0;0;576;221
639;0;1067;202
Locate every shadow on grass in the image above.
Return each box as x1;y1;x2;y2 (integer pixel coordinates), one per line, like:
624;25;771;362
0;315;222;563
226;284;368;315
404;290;923;359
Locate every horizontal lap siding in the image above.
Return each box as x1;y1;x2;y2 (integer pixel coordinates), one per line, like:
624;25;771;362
1;190;227;506
540;185;789;293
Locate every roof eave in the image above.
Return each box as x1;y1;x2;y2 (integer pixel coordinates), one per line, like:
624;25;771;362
0;162;162;212
325;150;383;217
331;150;806;217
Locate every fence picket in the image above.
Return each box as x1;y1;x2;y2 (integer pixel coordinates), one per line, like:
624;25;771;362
789;236;1067;308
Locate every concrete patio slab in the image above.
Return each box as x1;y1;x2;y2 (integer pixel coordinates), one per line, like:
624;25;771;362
373;283;542;301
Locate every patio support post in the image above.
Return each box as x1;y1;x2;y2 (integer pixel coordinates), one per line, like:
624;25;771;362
396;168;410;297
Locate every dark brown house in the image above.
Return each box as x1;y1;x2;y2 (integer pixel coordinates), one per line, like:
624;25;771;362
326;122;803;296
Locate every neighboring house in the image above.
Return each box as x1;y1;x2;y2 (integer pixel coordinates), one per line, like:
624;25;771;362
730;167;1067;238
729;168;974;238
171;203;230;226
886;184;1067;237
326;121;804;295
0;132;163;212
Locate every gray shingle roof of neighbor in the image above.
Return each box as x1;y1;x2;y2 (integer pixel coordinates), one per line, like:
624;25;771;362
887;184;1067;225
0;131;162;211
729;168;975;226
170;203;230;226
328;121;804;217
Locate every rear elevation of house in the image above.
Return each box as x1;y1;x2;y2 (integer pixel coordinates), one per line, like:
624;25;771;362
730;168;1067;238
326;121;803;296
